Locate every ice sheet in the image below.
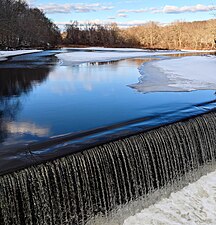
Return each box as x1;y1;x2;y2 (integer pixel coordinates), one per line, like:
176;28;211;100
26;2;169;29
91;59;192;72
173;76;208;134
0;50;42;61
131;55;216;92
62;47;154;52
124;170;216;225
56;49;184;65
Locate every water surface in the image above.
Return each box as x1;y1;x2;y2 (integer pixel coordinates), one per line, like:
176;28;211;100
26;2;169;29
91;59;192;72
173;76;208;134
0;50;215;149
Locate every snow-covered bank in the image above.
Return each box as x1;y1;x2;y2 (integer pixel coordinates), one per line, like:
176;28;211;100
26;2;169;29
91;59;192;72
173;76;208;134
181;49;216;53
131;55;216;92
63;47;155;52
124;170;216;225
63;47;214;53
0;50;42;61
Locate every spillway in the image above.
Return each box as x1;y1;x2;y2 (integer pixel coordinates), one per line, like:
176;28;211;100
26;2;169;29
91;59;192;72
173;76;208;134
1;111;216;224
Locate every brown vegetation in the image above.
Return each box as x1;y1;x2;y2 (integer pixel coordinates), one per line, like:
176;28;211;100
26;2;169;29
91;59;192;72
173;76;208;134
64;20;216;50
63;22;138;47
0;0;215;50
126;20;216;50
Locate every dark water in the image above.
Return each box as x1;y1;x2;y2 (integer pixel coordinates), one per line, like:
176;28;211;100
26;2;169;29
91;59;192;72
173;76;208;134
1;50;216;224
0;50;216;149
1;111;216;225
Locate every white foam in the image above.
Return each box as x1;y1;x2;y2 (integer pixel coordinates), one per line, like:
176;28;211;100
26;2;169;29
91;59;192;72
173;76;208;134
124;170;216;225
0;50;42;61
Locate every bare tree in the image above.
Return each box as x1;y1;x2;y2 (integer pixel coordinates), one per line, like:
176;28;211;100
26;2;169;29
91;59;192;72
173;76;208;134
0;0;61;49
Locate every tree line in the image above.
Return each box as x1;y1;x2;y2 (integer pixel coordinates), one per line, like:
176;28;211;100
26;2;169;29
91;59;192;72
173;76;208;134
0;0;61;49
125;20;216;50
64;20;216;50
0;0;215;50
63;21;138;47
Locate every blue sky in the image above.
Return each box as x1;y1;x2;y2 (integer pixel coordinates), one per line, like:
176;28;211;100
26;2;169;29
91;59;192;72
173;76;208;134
29;0;216;27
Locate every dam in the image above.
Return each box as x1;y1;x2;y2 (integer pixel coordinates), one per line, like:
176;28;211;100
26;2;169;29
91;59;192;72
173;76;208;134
0;49;216;224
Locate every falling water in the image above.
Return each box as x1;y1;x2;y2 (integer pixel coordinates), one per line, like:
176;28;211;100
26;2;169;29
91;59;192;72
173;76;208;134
1;111;216;224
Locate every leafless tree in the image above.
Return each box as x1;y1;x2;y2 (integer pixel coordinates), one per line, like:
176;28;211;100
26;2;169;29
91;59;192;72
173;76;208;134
0;0;61;49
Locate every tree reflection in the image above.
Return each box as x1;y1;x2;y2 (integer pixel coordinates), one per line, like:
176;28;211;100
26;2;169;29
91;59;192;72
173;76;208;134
0;68;50;143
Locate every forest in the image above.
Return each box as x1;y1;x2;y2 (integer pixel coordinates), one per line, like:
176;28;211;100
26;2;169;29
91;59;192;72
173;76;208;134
0;0;61;49
64;20;216;50
0;0;215;50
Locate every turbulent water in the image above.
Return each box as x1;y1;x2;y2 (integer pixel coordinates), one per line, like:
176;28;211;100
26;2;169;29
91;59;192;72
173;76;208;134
124;170;216;225
1;111;216;224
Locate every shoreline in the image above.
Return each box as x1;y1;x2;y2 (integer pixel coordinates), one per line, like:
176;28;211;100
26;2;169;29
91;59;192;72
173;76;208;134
0;50;43;62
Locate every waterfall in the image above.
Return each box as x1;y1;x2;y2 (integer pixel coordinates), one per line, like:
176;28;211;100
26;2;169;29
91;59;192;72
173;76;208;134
1;111;216;225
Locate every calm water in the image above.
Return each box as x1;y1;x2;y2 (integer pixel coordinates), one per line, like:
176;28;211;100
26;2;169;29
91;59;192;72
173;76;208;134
0;50;216;148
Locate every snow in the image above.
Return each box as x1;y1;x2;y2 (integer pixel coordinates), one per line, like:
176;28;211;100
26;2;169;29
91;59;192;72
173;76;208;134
131;55;216;92
64;47;214;53
56;49;183;65
87;47;148;51
0;50;42;61
181;49;216;53
124;170;216;225
62;47;154;52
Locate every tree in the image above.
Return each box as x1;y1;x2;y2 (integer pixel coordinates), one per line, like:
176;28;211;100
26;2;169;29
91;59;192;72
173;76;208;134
0;0;61;49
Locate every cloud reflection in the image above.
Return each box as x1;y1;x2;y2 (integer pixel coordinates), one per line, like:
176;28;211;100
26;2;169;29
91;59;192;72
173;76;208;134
6;122;50;137
48;62;119;93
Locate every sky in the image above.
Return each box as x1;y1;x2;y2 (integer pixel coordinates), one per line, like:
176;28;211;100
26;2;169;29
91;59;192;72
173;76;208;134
28;0;216;28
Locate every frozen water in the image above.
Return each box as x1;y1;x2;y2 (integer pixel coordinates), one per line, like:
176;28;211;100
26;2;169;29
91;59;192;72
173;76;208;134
0;50;42;61
56;49;186;65
62;47;149;52
131;55;216;92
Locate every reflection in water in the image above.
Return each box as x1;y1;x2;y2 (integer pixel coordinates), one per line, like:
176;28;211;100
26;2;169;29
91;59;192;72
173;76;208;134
49;58;154;93
162;51;216;58
0;99;21;143
0;68;50;143
88;58;155;66
49;65;115;93
1;53;216;148
89;61;119;66
0;68;49;97
6;122;49;137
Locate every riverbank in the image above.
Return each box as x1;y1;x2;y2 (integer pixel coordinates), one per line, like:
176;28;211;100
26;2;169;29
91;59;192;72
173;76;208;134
0;50;43;62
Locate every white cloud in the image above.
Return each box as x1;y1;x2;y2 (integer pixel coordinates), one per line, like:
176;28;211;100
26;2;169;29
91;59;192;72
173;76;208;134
56;20;149;28
25;0;36;3
118;9;149;13
117;13;128;18
108;17;116;20
20;0;36;6
158;4;216;14
38;3;113;14
39;3;71;14
118;4;216;15
119;20;148;26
